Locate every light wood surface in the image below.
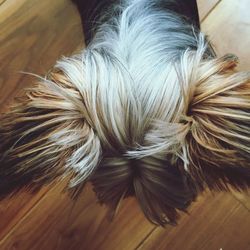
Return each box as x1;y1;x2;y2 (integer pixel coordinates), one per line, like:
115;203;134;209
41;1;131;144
197;0;220;21
201;0;250;70
0;0;249;249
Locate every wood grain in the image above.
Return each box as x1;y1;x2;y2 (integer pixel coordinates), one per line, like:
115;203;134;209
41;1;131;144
0;0;84;111
231;190;250;211
137;193;250;250
0;187;49;240
0;183;155;250
197;0;220;21
201;0;250;70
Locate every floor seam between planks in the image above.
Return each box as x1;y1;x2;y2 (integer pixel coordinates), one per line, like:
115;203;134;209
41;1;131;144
230;192;250;212
200;0;222;22
134;226;158;250
0;182;62;244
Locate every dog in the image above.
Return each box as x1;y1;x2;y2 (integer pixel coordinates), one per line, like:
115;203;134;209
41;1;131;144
0;0;249;226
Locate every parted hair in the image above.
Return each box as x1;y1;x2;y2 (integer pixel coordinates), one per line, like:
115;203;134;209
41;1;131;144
0;1;249;226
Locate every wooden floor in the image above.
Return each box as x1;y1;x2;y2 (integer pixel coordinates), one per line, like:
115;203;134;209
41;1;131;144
0;0;250;249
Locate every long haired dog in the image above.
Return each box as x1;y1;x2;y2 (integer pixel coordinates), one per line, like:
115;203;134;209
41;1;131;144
0;0;249;226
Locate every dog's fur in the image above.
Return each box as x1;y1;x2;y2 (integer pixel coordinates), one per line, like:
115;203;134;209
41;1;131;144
0;0;250;226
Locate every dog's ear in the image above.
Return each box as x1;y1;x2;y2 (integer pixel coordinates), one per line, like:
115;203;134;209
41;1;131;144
0;69;101;199
185;54;250;191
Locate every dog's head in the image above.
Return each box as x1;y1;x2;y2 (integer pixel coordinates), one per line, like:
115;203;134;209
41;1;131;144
1;18;250;226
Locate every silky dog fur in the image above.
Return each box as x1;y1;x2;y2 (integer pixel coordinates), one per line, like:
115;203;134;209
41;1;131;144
0;0;250;226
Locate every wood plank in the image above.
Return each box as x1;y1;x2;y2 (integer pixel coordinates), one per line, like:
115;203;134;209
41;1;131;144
137;193;250;250
0;0;84;111
0;187;49;240
197;0;220;21
0;183;155;250
231;190;250;211
0;0;84;241
201;0;250;70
